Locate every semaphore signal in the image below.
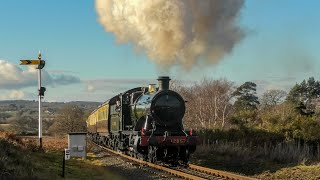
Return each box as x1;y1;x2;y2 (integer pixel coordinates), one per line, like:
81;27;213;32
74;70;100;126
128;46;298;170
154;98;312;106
20;51;46;148
20;60;45;65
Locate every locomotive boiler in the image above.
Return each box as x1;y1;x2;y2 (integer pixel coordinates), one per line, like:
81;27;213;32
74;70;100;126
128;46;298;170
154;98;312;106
87;76;197;164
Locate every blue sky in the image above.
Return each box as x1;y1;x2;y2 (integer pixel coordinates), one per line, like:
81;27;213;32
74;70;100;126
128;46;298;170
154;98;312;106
0;0;319;102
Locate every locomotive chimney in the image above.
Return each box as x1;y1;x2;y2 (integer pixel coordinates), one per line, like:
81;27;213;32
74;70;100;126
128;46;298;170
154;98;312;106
157;76;171;91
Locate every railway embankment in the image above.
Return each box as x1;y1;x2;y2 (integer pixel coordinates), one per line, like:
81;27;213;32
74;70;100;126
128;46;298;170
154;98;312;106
0;133;121;179
2;132;320;179
191;142;320;180
0;133;175;179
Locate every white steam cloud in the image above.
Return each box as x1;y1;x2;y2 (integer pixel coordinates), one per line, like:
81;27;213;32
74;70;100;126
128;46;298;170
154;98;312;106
96;0;245;69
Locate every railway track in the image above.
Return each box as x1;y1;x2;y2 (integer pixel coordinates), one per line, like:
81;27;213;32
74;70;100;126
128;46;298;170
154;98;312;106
90;140;257;180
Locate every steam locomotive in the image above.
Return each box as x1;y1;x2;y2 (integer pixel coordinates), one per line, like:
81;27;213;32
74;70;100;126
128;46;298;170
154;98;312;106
87;76;197;164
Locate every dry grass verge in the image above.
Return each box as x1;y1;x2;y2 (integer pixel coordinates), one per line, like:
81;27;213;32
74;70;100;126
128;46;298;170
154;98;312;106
191;141;320;179
0;132;120;179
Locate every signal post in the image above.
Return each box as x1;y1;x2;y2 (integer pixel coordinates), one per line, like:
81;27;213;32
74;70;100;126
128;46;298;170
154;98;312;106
20;52;46;148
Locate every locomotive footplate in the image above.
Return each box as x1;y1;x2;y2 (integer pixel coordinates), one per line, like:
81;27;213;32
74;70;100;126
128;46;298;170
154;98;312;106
140;136;198;146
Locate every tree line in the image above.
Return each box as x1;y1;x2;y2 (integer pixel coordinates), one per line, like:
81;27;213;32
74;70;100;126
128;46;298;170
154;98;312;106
173;77;320;142
5;76;320;142
1;104;88;136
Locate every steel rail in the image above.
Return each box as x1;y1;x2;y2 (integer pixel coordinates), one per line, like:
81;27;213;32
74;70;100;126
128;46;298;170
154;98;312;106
188;164;257;180
91;141;205;180
90;140;257;180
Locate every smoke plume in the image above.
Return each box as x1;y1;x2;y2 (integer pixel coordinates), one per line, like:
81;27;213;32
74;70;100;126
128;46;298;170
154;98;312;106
95;0;245;70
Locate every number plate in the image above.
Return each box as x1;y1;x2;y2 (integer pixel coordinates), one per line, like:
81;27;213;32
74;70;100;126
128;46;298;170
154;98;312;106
171;138;186;144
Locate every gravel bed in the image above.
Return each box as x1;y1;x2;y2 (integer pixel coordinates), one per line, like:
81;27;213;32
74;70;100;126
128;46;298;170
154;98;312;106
89;145;183;180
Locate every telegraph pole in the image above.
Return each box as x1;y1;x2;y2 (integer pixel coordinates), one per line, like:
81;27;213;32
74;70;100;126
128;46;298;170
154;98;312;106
20;51;46;148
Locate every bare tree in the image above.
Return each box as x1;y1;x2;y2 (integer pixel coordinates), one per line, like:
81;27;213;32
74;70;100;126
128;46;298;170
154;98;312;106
174;78;234;130
49;104;86;135
261;89;287;107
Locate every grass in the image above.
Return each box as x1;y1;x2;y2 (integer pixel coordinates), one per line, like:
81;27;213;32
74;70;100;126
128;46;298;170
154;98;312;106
0;138;34;178
31;151;123;179
190;141;320;179
0;124;11;131
5;131;320;179
256;165;320;180
0;132;123;179
0;124;11;127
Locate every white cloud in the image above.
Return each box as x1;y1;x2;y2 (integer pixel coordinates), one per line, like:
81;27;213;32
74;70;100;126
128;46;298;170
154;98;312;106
0;60;81;90
8;90;25;99
84;78;155;93
0;90;31;100
252;76;298;97
87;84;95;92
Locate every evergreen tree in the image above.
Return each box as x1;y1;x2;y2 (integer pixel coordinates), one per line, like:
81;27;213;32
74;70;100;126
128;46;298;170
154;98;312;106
286;77;320;115
286;83;301;104
232;82;260;111
231;82;259;128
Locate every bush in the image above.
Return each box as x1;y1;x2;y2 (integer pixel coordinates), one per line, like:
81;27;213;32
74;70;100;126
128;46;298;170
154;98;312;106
198;128;285;146
0;138;35;178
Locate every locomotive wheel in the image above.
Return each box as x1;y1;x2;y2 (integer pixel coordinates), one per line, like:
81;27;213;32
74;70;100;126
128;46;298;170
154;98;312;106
103;137;108;146
180;147;190;165
148;146;157;163
96;135;100;144
99;137;104;145
107;140;112;148
113;140;117;151
114;138;120;151
184;148;190;164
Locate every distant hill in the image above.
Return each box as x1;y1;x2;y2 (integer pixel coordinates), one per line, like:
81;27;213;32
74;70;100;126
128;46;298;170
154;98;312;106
0;100;101;125
0;100;100;110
